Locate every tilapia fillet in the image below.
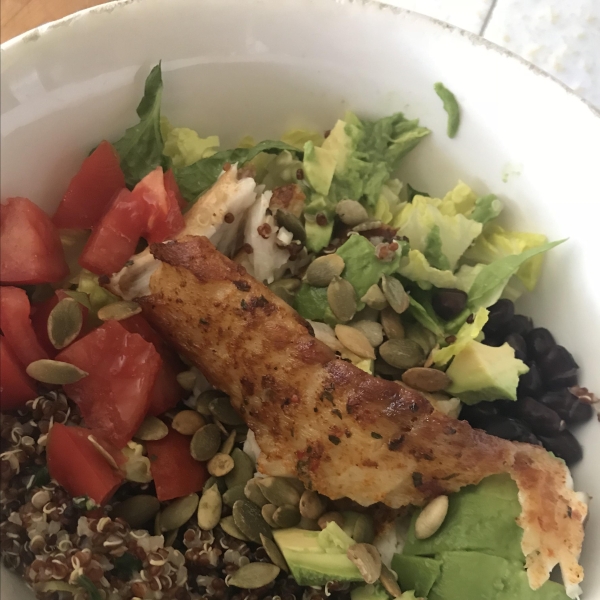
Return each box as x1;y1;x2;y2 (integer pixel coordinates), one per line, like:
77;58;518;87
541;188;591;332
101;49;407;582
135;236;585;597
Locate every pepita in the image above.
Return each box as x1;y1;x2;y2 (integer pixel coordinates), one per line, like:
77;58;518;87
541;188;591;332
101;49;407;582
360;285;388;311
226;562;280;589
232;499;272;543
134;416;168;441
374;357;404;380
273;504;301;528
260;533;289;572
190;424;222;462
160;493;199;532
414;495;449;540
47;298;83;350
379;564;402;598
275;210;306;242
308;320;344;352
269;278;301;306
26;359;87;385
197;483;222;531
204;476;227;494
335;325;376;359
406;322;438;355
299;490;327;520
306;255;345;287
354;306;380;322
261;504;279;528
209;396;244;426
285;478;307;495
97;300;142;321
352;219;382;232
244;478;269;507
220;515;249;541
351;321;384;348
380;307;405;340
172;410;205;436
196;389;227;416
335;200;369;227
220;430;237;455
318;512;344;530
208;453;235;477
379;339;425;370
327;277;357;323
111;495;160;529
401;367;451;393
344;512;375;544
176;370;197;391
87;435;118;470
224;448;255;489
223;484;247;508
154;512;162;536
257;477;301;508
347;543;382;584
299;517;320;531
381;276;409;315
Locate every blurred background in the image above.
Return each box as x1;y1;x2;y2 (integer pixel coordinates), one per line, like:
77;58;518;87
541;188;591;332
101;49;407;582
1;0;599;107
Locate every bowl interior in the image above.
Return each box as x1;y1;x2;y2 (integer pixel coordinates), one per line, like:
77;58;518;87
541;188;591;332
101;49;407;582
2;0;599;597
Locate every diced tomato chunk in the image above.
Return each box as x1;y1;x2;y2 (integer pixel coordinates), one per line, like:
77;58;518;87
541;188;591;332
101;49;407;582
78;189;145;275
0;286;48;367
146;429;208;501
56;321;161;447
132;167;185;243
120;314;185;415
0;336;38;410
0;197;69;284
52;141;126;229
47;423;123;505
164;169;187;211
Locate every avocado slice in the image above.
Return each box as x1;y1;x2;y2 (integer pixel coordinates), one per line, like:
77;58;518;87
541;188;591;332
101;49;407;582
391;555;442;597
303;142;337;196
305;220;335;253
446;341;529;404
351;584;421;600
273;524;363;586
293;283;337;326
321;120;356;175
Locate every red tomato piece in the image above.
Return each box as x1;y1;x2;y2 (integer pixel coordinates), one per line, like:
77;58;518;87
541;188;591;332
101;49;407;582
47;423;123;505
0;197;69;285
120;314;185;416
164;168;187;211
132;167;184;244
78;189;145;275
0;286;48;367
146;429;208;501
0;336;38;410
52;141;126;229
56;321;161;447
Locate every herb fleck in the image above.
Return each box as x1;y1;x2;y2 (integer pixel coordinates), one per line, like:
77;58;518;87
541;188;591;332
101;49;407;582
328;435;341;445
371;432;383;439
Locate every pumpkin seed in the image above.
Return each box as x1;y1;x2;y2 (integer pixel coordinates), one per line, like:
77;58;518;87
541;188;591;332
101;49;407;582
227;562;280;589
164;528;179;547
160;494;199;532
176;370;197;391
86;435;119;470
97;300;142;321
220;515;249;541
220;430;237;455
299;517;320;531
351;321;384;348
318;512;344;530
335;200;369;227
380;338;425;370
204;476;227;494
402;367;451;392
380;307;405;340
308;320;344;352
354;306;380;322
261;504;278;528
223;484;247;508
269;278;301;306
352;219;382;233
415;495;449;540
374;357;404;380
196;389;227;416
134;416;168;441
224;448;255;489
190;424;222;462
209;396;244;426
111;495;160;529
379;564;402;597
285;478;307;495
360;284;388;311
47;298;83;350
299;490;327;520
335;325;376;359
208;453;235;477
233;499;272;543
327;277;357;323
26;359;87;385
381;276;409;314
154;512;162;536
344;512;375;544
244;479;269;507
406;322;438;355
172;410;206;436
273;504;301;528
197;483;222;531
275;209;306;242
347;543;382;584
260;533;289;572
306;255;345;287
257;477;301;507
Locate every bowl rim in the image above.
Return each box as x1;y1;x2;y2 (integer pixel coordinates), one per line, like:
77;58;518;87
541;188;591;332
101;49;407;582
1;0;598;120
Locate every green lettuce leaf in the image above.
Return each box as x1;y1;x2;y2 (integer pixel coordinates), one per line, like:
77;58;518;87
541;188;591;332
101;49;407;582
161;119;219;168
281;128;325;149
407;291;445;337
374;179;406;225
433;307;489;365
399;250;457;290
424;225;450;271
469;194;503;224
434;82;460;138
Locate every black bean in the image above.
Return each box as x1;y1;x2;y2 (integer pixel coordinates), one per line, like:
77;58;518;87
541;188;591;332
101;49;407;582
483;299;514;334
538;389;584;424
539;430;583;465
431;288;468;321
482;416;540;445
459;402;499;428
493;400;519;417
482;336;504;348
525;327;556;360
507;314;534;337
505;332;528;362
538;345;579;387
569;400;594;424
518;361;543;398
517;396;565;436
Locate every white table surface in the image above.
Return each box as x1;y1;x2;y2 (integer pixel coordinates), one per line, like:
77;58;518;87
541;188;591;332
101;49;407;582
382;0;600;108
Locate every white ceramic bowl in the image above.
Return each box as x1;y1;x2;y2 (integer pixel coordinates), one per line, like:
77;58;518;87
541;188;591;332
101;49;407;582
2;0;599;597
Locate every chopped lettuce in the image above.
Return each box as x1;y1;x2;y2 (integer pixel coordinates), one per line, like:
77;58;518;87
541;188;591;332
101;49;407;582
433;307;489;366
440;181;478;215
161;120;219;168
398;250;457;290
281;128;324;149
407;295;445;337
303;142;336;195
375;179;406;225
260;151;303;189
424;225;450;271
76;270;119;320
294;284;337;326
454;263;485;294
434;82;460;138
470;194;503;224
